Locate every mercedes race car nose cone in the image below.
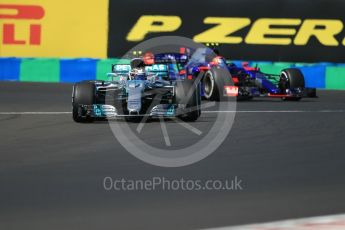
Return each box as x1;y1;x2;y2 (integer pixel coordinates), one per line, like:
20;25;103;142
127;80;144;113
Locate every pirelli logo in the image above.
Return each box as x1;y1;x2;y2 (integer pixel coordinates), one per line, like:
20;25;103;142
127;16;345;46
0;4;44;46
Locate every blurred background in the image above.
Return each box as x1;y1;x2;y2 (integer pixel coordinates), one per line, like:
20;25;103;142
1;0;345;89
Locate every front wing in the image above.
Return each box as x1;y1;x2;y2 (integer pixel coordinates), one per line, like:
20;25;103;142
77;104;194;119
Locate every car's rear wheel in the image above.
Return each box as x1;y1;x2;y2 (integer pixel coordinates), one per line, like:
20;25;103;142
203;70;215;100
72;81;95;122
203;67;232;101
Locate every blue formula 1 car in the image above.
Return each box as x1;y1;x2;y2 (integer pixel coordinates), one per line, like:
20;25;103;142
177;46;316;101
203;58;317;101
72;53;201;123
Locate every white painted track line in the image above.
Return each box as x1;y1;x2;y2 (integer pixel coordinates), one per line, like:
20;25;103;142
202;213;345;230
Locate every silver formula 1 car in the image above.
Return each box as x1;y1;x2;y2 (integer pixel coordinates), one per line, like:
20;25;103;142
72;53;201;123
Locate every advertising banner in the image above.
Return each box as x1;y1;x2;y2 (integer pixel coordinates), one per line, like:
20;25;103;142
0;0;108;58
108;0;345;62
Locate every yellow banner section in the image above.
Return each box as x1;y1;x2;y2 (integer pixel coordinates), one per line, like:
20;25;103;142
0;0;108;58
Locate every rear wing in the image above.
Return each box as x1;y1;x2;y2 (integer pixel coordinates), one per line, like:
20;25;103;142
108;64;131;81
112;64;131;73
109;63;170;81
145;64;168;73
111;64;168;73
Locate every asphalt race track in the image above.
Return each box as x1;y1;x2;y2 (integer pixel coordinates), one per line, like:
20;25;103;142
0;82;345;230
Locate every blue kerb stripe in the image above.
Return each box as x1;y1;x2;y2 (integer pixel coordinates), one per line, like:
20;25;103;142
0;58;21;81
299;66;326;88
60;59;98;83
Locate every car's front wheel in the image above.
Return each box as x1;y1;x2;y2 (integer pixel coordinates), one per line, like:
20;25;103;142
72;81;95;122
279;68;305;101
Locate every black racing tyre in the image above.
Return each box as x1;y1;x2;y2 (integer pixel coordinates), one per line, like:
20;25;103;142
280;68;305;89
203;70;215;100
280;68;305;101
203;67;232;101
72;81;95;122
175;80;201;122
